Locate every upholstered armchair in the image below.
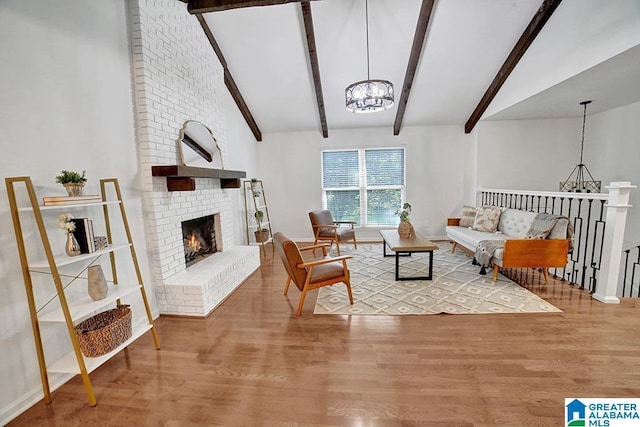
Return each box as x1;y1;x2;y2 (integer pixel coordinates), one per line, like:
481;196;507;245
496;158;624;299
273;232;354;316
308;210;357;255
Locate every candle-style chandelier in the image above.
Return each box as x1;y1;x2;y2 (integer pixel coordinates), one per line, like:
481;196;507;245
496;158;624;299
559;100;601;193
345;0;394;113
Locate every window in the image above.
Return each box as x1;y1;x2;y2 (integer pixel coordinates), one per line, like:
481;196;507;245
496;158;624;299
321;147;405;227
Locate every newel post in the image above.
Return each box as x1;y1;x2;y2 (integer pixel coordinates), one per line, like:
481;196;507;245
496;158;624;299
593;182;636;303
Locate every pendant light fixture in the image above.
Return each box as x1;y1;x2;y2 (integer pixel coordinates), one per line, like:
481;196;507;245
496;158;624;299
559;100;601;193
345;0;394;113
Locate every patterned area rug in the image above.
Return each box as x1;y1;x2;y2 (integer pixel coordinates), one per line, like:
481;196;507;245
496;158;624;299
313;242;561;315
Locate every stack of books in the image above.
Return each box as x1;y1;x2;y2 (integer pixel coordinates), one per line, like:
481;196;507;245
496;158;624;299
70;218;96;254
43;195;102;206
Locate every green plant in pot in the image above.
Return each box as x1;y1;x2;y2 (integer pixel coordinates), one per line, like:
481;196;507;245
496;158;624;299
255;210;264;221
55;170;87;197
395;202;415;238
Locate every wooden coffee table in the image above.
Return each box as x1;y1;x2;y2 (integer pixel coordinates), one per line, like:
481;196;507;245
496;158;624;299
379;229;439;281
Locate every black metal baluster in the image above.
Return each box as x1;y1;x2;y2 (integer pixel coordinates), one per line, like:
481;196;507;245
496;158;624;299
569;199;583;287
590;199;606;295
581;199;594;291
622;249;630;297
629;249;640;298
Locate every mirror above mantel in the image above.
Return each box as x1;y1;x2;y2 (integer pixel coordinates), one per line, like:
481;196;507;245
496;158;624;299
179;120;224;169
151;120;246;191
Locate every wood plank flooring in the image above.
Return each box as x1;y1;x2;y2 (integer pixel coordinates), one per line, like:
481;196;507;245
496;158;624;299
9;243;640;426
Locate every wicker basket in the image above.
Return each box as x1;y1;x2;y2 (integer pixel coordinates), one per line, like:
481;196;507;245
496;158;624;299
74;305;132;357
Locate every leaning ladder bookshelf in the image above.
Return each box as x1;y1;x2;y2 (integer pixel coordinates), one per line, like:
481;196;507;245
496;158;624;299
5;176;160;406
243;179;273;256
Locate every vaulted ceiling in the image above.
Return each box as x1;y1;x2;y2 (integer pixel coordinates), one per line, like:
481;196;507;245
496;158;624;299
186;0;640;140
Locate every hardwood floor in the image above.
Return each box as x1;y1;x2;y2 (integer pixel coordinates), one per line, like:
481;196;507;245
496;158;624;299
10;243;640;426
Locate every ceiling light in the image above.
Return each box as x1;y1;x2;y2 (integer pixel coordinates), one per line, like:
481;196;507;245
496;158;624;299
345;0;394;113
559;100;601;193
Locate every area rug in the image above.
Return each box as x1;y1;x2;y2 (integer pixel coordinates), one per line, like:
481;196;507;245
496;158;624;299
313;242;561;315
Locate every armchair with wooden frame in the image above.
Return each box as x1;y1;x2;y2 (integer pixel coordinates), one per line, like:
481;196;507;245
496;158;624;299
308;209;357;255
273;232;354;317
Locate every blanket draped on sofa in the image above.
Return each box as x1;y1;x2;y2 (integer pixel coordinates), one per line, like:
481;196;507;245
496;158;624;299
474;213;574;275
526;212;575;251
474;240;505;275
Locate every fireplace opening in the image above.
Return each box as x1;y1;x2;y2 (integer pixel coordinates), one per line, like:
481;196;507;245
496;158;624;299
182;214;218;267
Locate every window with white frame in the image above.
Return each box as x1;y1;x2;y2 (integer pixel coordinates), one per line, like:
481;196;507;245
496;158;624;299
321;147;406;227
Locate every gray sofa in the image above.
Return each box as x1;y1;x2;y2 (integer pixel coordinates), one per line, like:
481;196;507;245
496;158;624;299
446;208;571;281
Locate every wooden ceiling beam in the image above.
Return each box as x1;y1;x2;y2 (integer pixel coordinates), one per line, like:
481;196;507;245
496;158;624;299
196;14;262;141
301;2;328;138
188;0;320;14
464;0;563;134
393;0;435;136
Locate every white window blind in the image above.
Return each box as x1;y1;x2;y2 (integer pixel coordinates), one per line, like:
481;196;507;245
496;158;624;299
321;147;405;227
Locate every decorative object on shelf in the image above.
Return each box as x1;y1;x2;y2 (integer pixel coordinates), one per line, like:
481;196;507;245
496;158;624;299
65;233;82;257
55;170;87;197
251;180;262;197
94;235;108;250
345;0;394;113
255;210;264;220
255;228;270;243
70;218;96;254
74;305;132;357
57;213;81;256
43;194;102;206
396;202;415;238
87;265;109;301
559;100;601;193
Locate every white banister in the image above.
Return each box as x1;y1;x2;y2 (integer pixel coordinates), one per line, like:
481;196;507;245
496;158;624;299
593;182;636;303
477;187;608;201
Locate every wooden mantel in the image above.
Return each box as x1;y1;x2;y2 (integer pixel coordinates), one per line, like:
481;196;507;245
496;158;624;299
151;165;246;191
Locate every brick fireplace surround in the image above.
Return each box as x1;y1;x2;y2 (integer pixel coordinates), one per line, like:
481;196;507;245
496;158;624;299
129;0;260;317
145;175;259;317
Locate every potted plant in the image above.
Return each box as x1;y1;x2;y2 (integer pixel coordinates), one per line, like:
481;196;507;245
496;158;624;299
254;228;270;242
55;170;87;197
254;210;264;221
395;202;415;238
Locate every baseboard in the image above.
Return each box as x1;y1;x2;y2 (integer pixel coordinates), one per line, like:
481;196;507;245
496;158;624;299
0;373;74;426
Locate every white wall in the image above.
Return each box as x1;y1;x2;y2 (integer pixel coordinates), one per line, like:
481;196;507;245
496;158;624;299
588;101;640;246
0;0;144;422
223;89;261;245
258;126;470;240
475;118;579;191
0;0;259;423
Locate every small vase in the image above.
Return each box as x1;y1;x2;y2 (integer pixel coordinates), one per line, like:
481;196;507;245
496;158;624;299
87;265;109;301
63;183;84;197
65;232;81;257
398;220;415;238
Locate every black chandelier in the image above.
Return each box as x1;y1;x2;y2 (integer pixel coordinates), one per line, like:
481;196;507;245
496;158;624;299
559;100;601;193
345;0;394;113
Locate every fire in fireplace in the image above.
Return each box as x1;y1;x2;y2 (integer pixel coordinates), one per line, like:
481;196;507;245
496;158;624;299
182;214;217;267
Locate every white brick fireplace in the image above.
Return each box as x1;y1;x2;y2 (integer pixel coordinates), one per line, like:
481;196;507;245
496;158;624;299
144;177;259;317
129;0;260;317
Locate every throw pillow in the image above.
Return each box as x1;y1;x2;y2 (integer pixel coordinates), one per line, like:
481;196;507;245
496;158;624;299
472;206;503;233
459;205;477;228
